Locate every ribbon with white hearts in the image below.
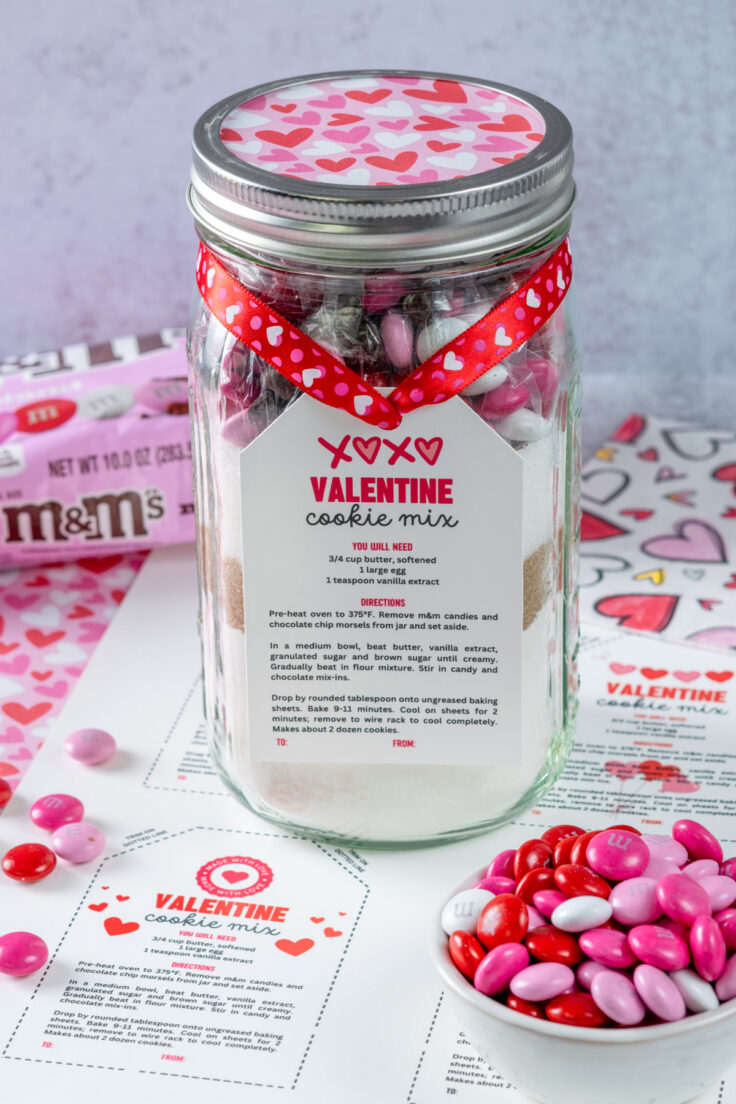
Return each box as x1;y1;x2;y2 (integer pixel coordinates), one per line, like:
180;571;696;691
195;238;572;428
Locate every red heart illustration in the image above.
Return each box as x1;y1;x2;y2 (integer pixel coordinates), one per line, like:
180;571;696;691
706;671;733;683
620;509;654;521
595;594;679;633
220;127;242;142
580;511;629;541
478;114;531;132
272;103;296;113
26;629;65;648
68;605;93;619
111;589;126;605
726;575;736;590
88;902;108;912
77;556;124;574
222;870;250;884
365;152;418;173
637;448;659;461
104;917;140;937
427;140;460;152
413;115;458;132
328;113;363;125
353;437;381;464
254;127;313;149
405;79;467;104
414;437;443;466
346;89;391;104
116;894;130;901
2;701;52;725
640;668;668;680
310;916;325;924
26;575;50;588
713;463;736;486
275;938;314;957
101;886;110;890
604;760;640;781
338;912;346;916
611;414;646;443
698;599;721;611
315;157;356;173
0;642;19;655
0;762;19;777
31;670;52;681
722;508;736;519
639;759;681;781
324;927;343;938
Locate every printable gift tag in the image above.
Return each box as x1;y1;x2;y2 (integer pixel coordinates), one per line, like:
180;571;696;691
239;395;523;766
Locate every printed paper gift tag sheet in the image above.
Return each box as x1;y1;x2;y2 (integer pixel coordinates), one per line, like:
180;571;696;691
580;414;736;650
1;547;735;1103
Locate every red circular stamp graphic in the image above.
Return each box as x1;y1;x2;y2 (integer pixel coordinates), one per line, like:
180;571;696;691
195;855;274;898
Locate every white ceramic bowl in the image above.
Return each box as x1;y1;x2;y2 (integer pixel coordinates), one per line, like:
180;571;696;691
431;866;736;1104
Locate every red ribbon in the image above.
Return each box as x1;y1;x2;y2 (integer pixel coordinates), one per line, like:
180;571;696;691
196;238;571;429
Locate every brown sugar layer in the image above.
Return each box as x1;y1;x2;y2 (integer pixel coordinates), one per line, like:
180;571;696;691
523;540;553;631
224;556;245;632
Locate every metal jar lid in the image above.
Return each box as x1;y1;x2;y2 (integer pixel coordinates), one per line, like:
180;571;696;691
189;70;574;270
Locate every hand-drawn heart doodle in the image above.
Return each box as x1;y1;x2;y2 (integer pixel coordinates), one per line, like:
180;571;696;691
663;427;736;461
579;554;631;589
642;520;727;563
581;469;630;505
697;600;721;611
621;509;654;521
655;466;685;482
683;568;706;580
639;760;681;781
275;938;314;957
660;774;699;794
638;448;659;462
581;512;630;542
595;594;679;633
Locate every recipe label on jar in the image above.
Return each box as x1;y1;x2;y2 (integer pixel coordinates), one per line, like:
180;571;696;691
240;395;524;766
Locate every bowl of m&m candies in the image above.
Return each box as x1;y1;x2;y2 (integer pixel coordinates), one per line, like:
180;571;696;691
431;821;736;1104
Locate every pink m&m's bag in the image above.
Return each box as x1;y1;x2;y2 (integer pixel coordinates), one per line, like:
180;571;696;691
0;329;195;566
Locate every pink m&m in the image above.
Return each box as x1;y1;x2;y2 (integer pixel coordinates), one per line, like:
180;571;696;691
0;932;49;977
474;943;529;997
609;877;661;926
510;962;575;1002
641;833;688;867
690;916;727;982
579;928;637;969
590;970;645;1026
587;829;649;881
699;875;736;912
30;794;84;832
51;822;105;863
682;859;720;882
657;872;711;924
628;924;690;970
715;955;736;1001
673;819;723;864
633;964;686;1022
64;728;116;765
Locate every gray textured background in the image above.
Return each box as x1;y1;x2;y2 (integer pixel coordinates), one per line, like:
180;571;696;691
2;0;734;451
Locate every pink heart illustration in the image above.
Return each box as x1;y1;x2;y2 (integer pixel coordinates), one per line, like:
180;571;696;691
604;760;640;781
288;111;321;126
381;119;409;131
353;437;381;464
0;655;30;675
329;126;370;143
642;520;727;563
673;670;700;683
414;437;443;466
660;774;700;794
396;170;439;184
609;663;636;675
10;747;33;760
4;594;38;610
0;726;24;744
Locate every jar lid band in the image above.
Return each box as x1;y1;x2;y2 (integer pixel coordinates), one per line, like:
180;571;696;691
195;238;572;430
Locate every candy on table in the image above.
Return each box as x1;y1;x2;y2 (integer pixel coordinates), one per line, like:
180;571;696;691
64;728;117;765
2;842;57;882
51;822;105;863
0;777;12;811
444;818;736;1029
0;932;49;977
29;794;85;832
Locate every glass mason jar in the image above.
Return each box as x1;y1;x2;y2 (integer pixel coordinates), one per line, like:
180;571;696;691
187;70;580;847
